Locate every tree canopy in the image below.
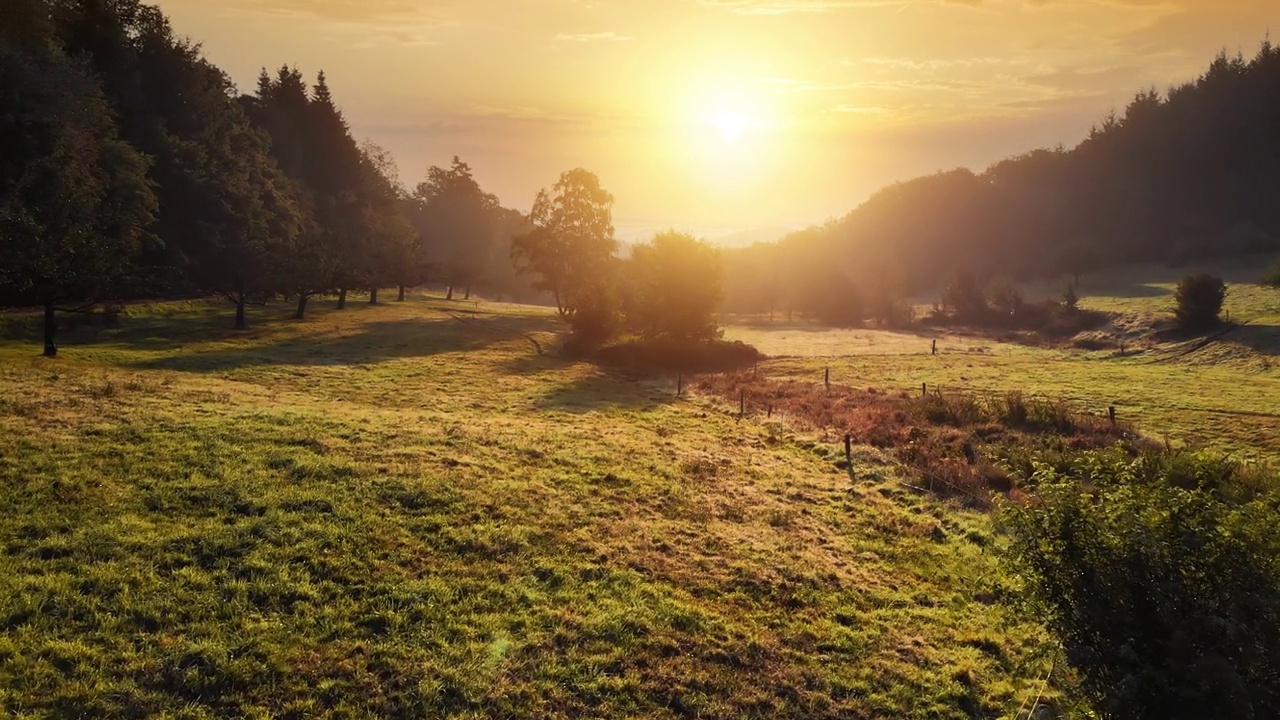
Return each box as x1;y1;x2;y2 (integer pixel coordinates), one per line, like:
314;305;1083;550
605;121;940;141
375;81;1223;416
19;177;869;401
511;168;617;318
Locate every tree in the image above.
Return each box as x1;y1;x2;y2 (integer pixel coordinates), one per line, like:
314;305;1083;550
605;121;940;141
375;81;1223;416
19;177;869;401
799;273;863;327
987;276;1024;318
1001;450;1280;719
1063;283;1080;311
250;66;378;319
0;34;157;356
624;231;724;342
940;270;987;321
356;140;415;304
511;169;617;318
1174;273;1227;330
1056;243;1102;287
307;71;370;310
411;157;499;300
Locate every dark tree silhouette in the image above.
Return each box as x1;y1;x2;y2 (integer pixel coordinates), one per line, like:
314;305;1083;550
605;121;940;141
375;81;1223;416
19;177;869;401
1174;273;1227;331
0;29;157;356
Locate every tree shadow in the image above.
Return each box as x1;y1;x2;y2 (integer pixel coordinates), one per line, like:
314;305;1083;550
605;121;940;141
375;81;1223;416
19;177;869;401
1224;323;1280;357
1088;282;1172;299
533;372;676;414
492;347;679;413
131;315;554;373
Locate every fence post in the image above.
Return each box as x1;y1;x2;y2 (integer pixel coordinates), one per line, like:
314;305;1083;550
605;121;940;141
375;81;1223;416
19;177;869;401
931;339;937;356
922;382;927;396
1109;406;1117;428
844;434;853;472
677;373;683;398
825;368;830;393
739;389;746;420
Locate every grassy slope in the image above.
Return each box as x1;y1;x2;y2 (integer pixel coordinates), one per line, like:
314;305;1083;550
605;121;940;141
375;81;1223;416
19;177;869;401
725;256;1280;461
0;298;1048;719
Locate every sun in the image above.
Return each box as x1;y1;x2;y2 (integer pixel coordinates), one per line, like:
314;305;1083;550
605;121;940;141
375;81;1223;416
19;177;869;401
712;111;752;141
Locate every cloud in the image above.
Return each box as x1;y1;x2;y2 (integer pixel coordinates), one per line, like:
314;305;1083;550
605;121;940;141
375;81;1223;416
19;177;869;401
700;0;978;13
218;0;457;46
553;31;634;43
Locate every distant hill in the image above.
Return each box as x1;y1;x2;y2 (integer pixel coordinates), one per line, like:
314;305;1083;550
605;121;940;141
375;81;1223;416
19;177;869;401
725;41;1280;311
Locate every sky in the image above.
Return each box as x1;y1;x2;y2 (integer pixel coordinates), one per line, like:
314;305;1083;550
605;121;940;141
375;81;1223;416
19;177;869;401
156;0;1280;242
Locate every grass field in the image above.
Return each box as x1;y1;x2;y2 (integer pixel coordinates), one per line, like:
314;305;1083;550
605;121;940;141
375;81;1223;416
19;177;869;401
0;297;1053;719
725;255;1280;461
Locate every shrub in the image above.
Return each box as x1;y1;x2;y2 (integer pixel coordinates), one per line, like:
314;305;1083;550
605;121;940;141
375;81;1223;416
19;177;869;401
565;280;619;350
623;231;724;342
1174;273;1226;331
1000;451;1280;720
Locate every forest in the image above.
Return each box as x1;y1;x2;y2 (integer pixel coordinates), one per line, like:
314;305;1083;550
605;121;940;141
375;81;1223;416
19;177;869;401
723;43;1280;320
0;0;554;355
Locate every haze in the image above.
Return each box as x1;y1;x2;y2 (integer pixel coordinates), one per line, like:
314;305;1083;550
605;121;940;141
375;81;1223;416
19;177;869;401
158;0;1278;240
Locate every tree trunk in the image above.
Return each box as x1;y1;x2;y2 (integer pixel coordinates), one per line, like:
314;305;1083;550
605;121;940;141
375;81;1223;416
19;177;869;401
295;293;309;319
234;296;247;330
337;288;347;309
464;286;472;300
446;286;454;301
43;302;57;358
369;287;379;304
397;285;406;302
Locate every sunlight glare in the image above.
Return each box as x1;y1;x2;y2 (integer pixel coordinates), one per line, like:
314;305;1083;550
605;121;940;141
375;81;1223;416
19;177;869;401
712;111;752;142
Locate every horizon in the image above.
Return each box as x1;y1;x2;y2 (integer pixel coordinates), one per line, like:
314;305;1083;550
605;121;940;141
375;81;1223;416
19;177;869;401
157;0;1280;243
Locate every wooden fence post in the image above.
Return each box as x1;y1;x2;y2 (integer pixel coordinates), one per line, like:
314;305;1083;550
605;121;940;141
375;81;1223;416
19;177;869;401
844;434;853;471
922;382;927;396
739;389;746;420
677;373;683;397
825;368;830;393
931;339;937;356
1109;406;1117;428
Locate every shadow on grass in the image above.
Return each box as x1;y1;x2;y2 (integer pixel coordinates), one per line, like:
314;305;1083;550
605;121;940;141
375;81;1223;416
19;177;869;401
1225;323;1280;356
1090;282;1173;299
533;372;676;413
131;314;561;373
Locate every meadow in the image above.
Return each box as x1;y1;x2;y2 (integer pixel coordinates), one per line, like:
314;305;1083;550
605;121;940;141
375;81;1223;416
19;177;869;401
0;297;1050;719
724;255;1280;462
1;257;1275;717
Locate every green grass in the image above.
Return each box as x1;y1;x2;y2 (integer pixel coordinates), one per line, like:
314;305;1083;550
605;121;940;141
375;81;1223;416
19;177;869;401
0;295;1052;718
724;255;1280;462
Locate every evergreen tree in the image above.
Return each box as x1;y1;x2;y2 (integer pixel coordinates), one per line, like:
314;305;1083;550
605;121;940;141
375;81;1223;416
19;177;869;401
410;157;500;300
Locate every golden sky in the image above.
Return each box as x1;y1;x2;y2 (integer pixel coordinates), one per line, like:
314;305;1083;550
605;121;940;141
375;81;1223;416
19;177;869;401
157;0;1280;241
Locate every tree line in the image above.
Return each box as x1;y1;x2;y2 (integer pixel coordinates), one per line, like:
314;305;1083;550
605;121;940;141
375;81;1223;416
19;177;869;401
0;0;574;355
723;41;1280;325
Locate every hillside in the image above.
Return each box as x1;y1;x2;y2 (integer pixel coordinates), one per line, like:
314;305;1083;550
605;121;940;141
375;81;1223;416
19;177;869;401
722;43;1280;314
0;298;1051;718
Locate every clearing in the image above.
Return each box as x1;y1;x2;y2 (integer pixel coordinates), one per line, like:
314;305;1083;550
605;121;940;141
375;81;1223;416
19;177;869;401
1;297;1047;719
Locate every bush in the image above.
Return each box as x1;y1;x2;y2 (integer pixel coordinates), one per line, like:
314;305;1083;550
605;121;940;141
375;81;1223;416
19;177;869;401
623;231;723;342
1174;273;1226;331
565;280;619;350
1000;450;1280;720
